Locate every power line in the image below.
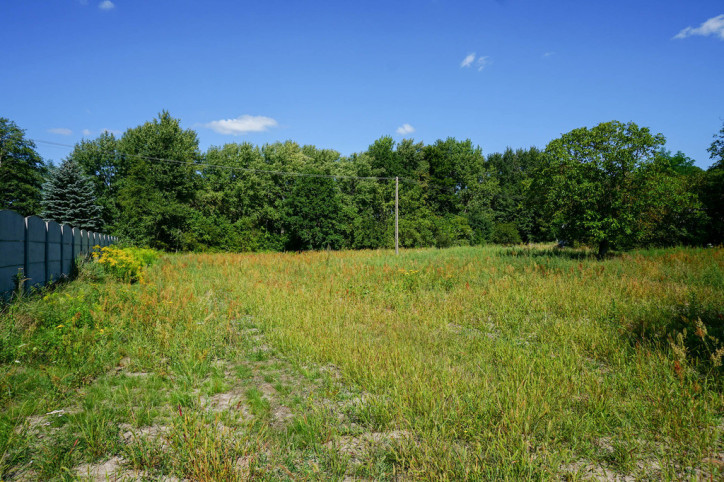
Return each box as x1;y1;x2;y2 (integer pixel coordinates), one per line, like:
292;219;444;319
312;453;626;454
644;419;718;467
32;139;400;181
30;138;458;191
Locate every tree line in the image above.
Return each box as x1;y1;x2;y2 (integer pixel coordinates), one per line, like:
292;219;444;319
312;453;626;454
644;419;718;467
1;112;722;256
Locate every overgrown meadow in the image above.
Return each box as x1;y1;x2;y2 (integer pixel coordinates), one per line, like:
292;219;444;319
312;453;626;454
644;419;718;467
1;245;723;480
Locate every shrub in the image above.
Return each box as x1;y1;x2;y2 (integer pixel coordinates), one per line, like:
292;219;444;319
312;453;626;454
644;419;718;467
491;223;522;245
92;245;159;283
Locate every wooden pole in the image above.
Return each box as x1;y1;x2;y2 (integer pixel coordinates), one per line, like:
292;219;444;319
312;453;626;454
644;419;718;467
395;176;399;255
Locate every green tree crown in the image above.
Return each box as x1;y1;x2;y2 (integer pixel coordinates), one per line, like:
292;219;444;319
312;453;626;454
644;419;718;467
0;118;46;216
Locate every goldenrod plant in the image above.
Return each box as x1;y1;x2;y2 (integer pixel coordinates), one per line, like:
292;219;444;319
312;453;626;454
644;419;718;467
92;245;158;283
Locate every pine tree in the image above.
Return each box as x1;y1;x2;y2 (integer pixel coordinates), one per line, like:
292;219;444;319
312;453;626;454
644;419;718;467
41;159;102;230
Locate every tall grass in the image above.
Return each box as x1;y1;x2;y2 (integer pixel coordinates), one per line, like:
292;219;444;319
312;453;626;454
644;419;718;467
181;245;722;478
0;245;722;479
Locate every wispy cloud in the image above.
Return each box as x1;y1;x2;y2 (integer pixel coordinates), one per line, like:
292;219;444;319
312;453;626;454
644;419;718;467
205;115;278;135
396;124;415;135
98;1;115;10
476;56;490;71
48;128;72;136
674;14;724;40
461;53;491;71
542;51;555;58
81;128;120;137
460;53;476;68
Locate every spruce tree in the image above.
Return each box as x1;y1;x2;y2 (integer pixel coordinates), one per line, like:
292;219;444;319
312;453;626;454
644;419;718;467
41;159;103;230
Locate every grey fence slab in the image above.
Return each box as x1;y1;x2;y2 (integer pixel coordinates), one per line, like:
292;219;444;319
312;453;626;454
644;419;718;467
61;225;73;275
73;227;82;259
0;210;25;295
46;221;62;282
26;216;47;288
81;230;89;255
0;209;116;297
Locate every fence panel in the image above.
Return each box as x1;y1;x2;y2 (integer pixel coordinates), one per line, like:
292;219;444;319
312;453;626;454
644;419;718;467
81;230;88;255
26;216;47;288
0;209;116;297
73;227;82;260
46;221;62;282
0;210;25;295
61;225;73;275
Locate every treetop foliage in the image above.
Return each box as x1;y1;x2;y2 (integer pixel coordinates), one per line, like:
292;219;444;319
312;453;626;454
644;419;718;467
0;118;46;216
536;121;666;256
3;113;721;252
708;121;724;169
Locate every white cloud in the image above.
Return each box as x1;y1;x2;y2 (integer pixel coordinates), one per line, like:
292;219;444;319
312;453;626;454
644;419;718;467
48;128;72;136
82;129;92;136
476;56;490;71
396;124;415;135
205;115;279;135
542;51;555;58
98;1;115;10
674;14;724;40
460;53;476;68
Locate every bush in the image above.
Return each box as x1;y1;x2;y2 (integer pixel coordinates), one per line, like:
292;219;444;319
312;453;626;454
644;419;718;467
491;223;522;245
92;245;159;282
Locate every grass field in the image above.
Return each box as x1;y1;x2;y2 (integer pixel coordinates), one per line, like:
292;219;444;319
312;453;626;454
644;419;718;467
1;245;723;480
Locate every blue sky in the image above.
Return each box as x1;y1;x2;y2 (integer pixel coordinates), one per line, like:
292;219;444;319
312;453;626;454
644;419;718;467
2;0;722;168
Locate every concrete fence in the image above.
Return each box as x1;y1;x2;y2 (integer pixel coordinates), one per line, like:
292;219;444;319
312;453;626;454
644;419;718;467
0;209;117;297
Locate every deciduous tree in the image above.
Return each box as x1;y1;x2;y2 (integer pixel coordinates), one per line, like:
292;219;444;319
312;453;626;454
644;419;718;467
116;111;201;250
700;123;724;243
68;131;125;229
0;118;46;216
534;121;665;257
707;122;724;169
283;173;348;251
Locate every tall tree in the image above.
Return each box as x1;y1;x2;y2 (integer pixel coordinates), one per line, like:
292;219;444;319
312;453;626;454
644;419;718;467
534;121;665;257
0;118;46;216
632;156;707;247
423;138;496;243
68;132;125;230
487;147;545;242
707;121;724;169
116;111;201;250
700;123;724;244
655;149;702;176
41;159;102;230
283;173;348;251
367;136;401;177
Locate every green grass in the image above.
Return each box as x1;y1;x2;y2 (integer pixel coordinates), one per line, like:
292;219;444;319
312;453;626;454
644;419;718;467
0;245;722;480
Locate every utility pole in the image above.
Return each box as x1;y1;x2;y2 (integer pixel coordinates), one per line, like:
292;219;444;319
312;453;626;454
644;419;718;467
395;176;399;255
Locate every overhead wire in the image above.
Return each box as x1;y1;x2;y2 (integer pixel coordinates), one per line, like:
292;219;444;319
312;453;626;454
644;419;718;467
31;138;460;192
